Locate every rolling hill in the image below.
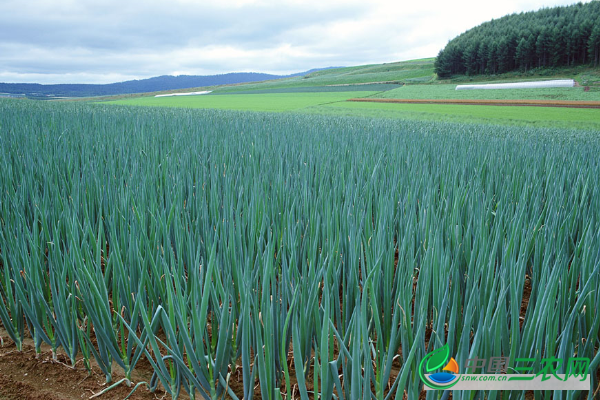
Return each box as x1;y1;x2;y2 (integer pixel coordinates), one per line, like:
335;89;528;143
0;70;336;98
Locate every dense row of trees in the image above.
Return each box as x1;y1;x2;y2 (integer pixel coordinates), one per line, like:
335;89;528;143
435;1;600;77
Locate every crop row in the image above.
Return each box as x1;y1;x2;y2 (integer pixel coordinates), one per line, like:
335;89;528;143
0;100;598;399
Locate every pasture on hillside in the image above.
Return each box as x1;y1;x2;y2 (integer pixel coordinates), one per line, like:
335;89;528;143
105;91;381;112
374;83;600;101
103;87;600;131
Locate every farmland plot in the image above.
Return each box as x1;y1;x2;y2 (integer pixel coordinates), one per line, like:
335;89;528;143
0;100;598;399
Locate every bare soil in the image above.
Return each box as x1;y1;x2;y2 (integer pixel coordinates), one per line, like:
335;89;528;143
520;275;532;330
0;330;168;400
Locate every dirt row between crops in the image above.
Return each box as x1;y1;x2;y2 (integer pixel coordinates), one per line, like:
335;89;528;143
348;98;600;108
0;330;168;400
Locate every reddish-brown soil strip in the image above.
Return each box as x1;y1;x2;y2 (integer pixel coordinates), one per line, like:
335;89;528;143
0;332;169;400
347;98;600;108
520;275;532;330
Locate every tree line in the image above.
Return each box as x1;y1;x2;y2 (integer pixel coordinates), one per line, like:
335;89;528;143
435;1;600;78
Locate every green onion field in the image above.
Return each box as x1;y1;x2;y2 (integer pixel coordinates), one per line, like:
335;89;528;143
0;98;598;399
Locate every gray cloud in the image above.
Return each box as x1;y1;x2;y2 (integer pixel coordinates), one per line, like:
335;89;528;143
0;0;588;83
1;1;368;49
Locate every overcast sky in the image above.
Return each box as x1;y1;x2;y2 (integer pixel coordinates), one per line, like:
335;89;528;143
0;0;589;84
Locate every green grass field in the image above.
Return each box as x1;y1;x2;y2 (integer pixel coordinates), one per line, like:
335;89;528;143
308;101;600;130
106;91;380;112
134;58;436;96
374;83;600;101
100;58;600;130
208;83;400;95
104;89;600;130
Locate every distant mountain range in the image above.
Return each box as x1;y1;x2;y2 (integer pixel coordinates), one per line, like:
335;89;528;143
0;69;337;98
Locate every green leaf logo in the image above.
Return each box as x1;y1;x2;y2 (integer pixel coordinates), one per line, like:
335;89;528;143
426;343;450;372
419;344;460;390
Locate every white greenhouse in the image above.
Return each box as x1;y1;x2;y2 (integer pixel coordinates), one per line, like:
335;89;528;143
155;91;212;97
456;79;575;90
